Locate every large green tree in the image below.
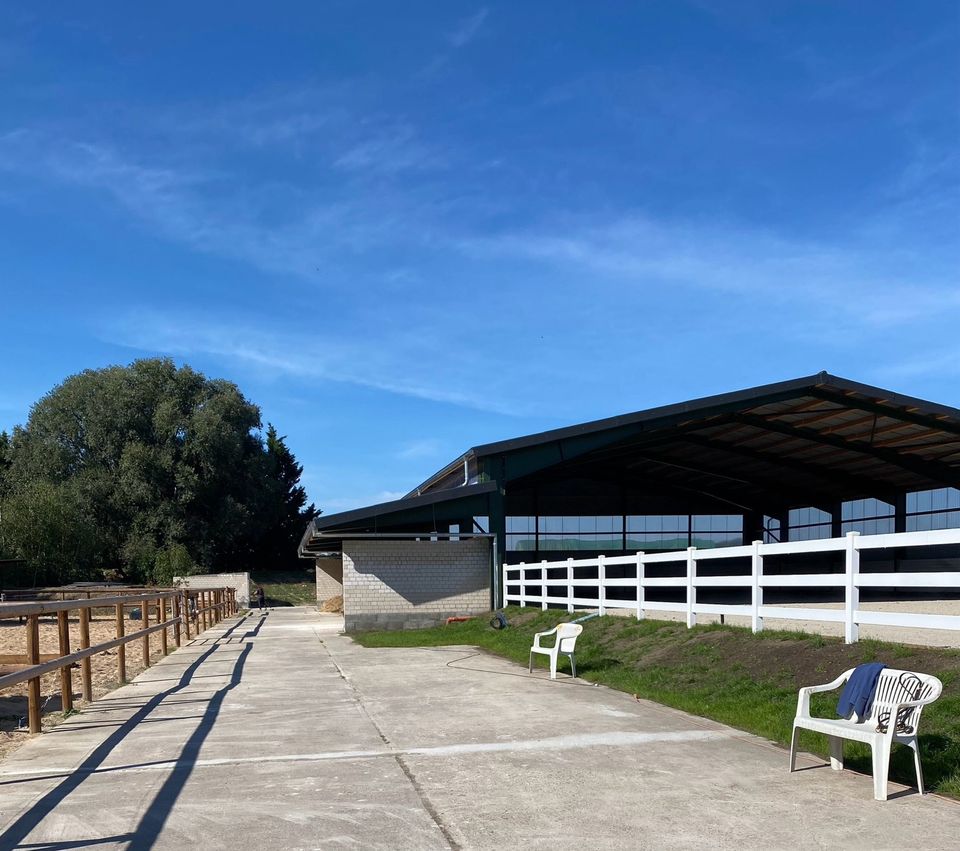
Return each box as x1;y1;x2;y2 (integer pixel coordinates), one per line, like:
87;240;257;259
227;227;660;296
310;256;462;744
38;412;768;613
0;358;317;584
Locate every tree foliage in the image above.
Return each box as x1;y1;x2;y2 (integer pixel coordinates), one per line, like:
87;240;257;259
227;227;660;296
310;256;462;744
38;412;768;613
0;359;318;585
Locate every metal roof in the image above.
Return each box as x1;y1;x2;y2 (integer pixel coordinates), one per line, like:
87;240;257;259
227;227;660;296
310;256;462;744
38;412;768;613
300;372;960;553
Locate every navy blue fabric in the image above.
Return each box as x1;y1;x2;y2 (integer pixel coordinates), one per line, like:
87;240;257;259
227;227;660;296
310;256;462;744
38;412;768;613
836;662;886;719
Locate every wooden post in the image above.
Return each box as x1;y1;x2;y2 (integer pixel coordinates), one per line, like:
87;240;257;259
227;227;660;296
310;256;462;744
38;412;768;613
26;614;41;734
115;603;126;683
57;610;74;714
183;592;191;640
159;598;168;656
142;598;151;667
173;594;181;647
79;606;93;702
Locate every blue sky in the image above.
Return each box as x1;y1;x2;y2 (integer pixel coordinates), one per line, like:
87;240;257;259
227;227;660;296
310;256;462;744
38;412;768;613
1;2;958;513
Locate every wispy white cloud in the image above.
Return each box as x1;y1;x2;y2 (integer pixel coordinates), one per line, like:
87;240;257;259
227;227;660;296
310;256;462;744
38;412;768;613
460;213;960;335
396;438;444;461
448;8;489;48
0;129;425;281
100;310;527;417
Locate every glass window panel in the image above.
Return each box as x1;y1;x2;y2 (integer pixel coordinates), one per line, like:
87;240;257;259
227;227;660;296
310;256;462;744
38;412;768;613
949;489;960;510
506;516;534;533
626;532;690;551
506;534;536;552
539;516;562;533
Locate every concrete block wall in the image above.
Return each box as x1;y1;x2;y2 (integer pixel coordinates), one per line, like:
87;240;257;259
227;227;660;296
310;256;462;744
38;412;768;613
315;556;344;603
175;572;250;607
342;539;491;631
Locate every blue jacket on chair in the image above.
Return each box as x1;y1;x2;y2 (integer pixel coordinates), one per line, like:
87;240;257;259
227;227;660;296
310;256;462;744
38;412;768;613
836;662;886;720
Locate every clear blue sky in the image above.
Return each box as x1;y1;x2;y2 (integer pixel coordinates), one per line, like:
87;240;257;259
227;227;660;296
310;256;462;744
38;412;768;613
1;2;958;514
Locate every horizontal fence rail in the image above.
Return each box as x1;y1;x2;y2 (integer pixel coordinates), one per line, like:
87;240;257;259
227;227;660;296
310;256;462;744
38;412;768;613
503;529;960;644
0;586;238;733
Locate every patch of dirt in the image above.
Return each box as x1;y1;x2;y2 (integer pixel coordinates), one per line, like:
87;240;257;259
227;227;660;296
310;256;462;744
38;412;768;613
320;595;343;614
0;609;191;762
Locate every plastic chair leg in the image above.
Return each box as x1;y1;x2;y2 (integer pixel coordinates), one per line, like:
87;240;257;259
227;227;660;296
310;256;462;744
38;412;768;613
872;742;890;801
549;652;557;680
528;650;534;673
907;739;925;794
829;736;844;771
569;653;576;678
788;726;799;772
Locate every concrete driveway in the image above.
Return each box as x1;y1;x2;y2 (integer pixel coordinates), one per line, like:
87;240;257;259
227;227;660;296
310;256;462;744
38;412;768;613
0;608;958;850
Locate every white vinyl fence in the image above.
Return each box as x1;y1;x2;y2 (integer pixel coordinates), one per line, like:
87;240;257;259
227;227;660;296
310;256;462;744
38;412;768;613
503;529;960;643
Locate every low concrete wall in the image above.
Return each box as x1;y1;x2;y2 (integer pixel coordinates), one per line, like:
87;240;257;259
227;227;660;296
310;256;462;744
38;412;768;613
175;572;250;607
316;556;344;604
342;539;490;631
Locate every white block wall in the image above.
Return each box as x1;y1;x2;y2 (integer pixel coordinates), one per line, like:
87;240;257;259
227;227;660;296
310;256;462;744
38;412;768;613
315;556;344;603
342;539;491;631
175;572;250;607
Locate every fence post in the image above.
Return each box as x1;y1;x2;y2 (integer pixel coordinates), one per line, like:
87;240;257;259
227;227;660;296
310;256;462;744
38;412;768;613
541;560;548;611
686;547;696;629
844;531;861;644
502;561;509;608
635;552;645;621
142;598;151;667
159;599;168;656
115;603;126;683
598;554;606;616
567;558;574;613
751;540;764;634
183;592;191;641
79;606;93;701
26;614;41;733
519;563;526;608
173;595;181;647
57;610;74;714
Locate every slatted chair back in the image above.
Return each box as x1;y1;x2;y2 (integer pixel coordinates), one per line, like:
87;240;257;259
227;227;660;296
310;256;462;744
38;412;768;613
858;668;943;730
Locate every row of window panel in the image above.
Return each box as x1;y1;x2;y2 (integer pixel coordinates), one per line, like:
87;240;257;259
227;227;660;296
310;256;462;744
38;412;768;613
842;498;894;521
506;515;743;535
907;488;960;513
505;530;743;552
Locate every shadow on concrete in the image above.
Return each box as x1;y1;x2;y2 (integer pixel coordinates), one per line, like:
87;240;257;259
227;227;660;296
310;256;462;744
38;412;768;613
0;611;264;850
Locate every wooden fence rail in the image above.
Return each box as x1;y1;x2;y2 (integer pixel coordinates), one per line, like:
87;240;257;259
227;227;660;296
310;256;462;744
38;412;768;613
0;586;238;733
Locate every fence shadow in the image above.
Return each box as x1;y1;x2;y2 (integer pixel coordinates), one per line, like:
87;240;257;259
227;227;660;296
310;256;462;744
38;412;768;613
0;611;262;850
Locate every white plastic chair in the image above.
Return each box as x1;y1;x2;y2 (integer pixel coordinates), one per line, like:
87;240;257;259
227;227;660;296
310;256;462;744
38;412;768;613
789;667;942;800
528;623;583;680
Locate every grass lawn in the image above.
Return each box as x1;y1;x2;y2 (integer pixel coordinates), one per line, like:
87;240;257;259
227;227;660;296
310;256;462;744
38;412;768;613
249;569;316;607
354;607;960;797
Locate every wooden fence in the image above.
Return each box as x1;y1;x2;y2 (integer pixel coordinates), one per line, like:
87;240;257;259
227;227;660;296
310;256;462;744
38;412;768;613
0;586;238;733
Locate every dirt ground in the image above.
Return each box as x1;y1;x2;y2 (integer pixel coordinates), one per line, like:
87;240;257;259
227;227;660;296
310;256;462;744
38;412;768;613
0;609;191;762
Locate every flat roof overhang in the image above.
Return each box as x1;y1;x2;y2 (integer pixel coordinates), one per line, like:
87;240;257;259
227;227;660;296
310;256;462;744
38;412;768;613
299;482;498;555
